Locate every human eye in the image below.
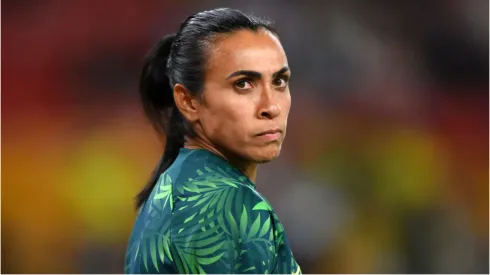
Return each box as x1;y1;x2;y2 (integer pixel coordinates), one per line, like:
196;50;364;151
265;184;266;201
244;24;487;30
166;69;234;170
272;75;290;89
234;78;254;90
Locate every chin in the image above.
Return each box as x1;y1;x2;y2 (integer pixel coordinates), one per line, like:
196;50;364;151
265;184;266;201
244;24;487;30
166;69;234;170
252;144;282;163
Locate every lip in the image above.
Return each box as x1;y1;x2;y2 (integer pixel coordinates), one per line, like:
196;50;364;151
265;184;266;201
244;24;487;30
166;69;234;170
256;128;282;136
256;129;282;141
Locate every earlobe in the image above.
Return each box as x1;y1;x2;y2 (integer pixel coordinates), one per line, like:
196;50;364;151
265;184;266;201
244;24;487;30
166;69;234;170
173;83;199;122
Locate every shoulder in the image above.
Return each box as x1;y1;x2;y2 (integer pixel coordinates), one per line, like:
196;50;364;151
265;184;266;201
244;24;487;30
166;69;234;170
172;163;270;222
169;169;277;272
169;154;275;234
170;149;266;207
167;155;279;273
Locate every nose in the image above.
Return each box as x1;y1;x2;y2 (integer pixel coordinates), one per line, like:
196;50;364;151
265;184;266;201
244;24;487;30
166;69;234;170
257;89;280;120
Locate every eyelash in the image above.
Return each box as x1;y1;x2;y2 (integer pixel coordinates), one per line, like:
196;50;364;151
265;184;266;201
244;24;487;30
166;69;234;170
234;78;254;89
274;75;290;87
234;76;290;90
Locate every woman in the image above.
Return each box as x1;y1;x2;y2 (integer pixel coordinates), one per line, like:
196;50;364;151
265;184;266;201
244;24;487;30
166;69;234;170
125;8;301;274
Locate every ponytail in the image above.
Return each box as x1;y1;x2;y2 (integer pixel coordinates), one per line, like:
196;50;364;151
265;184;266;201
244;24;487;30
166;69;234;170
136;34;184;209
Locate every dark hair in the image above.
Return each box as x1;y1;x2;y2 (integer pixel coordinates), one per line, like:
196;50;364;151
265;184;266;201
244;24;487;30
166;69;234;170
136;8;278;208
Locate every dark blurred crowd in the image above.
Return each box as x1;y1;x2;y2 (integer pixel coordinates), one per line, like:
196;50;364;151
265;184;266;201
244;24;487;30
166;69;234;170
2;0;488;273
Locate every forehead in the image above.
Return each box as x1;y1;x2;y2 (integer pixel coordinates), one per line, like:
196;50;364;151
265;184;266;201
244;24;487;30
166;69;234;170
205;29;288;77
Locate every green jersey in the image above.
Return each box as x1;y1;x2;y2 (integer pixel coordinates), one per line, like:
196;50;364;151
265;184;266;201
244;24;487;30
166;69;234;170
125;148;301;274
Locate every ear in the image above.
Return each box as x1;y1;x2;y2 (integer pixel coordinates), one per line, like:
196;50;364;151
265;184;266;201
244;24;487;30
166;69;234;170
173;83;200;123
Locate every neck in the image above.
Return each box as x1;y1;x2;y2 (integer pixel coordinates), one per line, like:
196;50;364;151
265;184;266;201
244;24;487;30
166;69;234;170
184;138;258;183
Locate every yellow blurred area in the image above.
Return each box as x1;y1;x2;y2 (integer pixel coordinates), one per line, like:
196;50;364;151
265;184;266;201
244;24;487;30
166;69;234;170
368;128;445;211
2;118;74;273
2;110;161;273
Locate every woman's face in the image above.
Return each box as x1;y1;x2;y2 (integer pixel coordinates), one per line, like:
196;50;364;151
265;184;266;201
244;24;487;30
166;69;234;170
197;29;291;163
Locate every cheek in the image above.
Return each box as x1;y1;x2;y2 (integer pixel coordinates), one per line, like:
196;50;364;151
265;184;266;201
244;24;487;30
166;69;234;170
200;95;252;140
281;92;292;118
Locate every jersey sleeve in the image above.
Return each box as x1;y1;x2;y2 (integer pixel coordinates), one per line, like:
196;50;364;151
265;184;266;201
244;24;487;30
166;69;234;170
170;179;277;274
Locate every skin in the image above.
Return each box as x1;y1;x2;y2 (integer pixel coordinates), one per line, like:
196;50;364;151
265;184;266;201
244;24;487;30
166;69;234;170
173;29;291;182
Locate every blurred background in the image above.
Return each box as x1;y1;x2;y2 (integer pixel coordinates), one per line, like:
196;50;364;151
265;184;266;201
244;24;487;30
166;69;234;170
2;0;488;273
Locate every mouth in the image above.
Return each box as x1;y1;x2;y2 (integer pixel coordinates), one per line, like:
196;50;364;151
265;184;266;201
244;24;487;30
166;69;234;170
256;128;282;141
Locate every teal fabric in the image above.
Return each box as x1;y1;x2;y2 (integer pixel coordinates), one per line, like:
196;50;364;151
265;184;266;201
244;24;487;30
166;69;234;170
125;148;301;274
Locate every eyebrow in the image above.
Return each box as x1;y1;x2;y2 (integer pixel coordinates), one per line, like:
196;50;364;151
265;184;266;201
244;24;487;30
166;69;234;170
225;66;290;80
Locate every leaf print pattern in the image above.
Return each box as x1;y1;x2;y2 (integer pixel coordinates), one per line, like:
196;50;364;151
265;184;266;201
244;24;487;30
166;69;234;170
125;172;174;273
125;148;301;274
